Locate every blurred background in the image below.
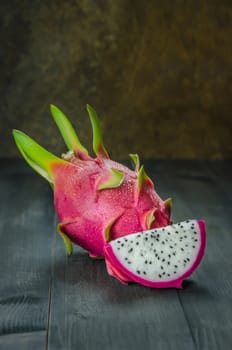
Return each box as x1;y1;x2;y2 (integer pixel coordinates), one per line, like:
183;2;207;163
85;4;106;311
1;0;232;160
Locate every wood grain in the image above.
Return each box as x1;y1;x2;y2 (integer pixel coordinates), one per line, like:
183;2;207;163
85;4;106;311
0;163;54;349
0;160;232;350
152;160;232;350
47;235;195;350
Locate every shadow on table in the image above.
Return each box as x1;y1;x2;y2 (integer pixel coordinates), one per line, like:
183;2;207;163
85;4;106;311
51;250;211;304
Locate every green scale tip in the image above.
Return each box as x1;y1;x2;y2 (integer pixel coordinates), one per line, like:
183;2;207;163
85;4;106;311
50;104;88;155
129;153;140;171
97;168;125;190
57;224;73;255
12;129;66;183
86;104;109;158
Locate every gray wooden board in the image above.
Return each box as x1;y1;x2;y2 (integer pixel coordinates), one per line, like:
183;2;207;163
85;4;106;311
1;160;232;350
0;163;54;349
207;160;232;201
0;331;46;350
47;233;195;350
151;160;232;350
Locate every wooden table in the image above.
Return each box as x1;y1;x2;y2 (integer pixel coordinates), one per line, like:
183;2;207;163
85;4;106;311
0;160;231;350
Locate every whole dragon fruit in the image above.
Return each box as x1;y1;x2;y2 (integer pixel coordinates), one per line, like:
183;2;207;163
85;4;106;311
13;105;171;258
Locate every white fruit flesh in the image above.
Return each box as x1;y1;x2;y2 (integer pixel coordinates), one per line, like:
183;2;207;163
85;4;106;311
106;220;205;285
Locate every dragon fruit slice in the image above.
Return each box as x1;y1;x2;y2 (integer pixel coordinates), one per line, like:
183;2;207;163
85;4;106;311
12;105;171;257
104;220;206;288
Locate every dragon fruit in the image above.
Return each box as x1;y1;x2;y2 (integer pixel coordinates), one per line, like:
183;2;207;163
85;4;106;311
104;220;206;288
12;104;171;258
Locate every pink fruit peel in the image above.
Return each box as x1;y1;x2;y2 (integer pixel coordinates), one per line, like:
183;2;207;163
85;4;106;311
13;104;171;258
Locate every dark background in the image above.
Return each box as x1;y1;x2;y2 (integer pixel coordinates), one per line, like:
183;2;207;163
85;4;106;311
1;3;232;349
1;0;232;160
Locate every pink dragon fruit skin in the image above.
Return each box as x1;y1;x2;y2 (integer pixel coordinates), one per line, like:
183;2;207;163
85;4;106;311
52;159;170;257
13;104;171;257
104;220;206;288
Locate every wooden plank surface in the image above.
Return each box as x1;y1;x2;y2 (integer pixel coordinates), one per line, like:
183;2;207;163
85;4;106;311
0;162;54;349
150;160;232;350
47;234;195;350
0;160;232;350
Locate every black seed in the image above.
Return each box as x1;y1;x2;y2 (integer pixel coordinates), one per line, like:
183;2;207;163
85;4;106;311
136;242;139;245
117;248;120;250
174;265;178;268
151;242;154;246
159;274;162;278
157;257;160;260
125;257;128;260
162;258;165;262
170;245;173;249
184;235;187;238
128;248;133;253
174;271;177;274
143;271;146;275
162;241;165;245
162;228;165;231
137;270;141;274
145;237;148;241
194;239;198;242
187;258;190;262
163;272;165;275
181;248;184;251
167;261;170;265
128;261;131;264
149;261;152;264
194;231;197;234
124;238;128;242
168;274;170;277
168;254;171;258
161;266;163;270
192;245;195;248
180;225;183;228
161;250;164;254
175;231;179;234
121;243;124;247
168;232;170;235
145;260;148;264
173;252;176;256
185;244;188;247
